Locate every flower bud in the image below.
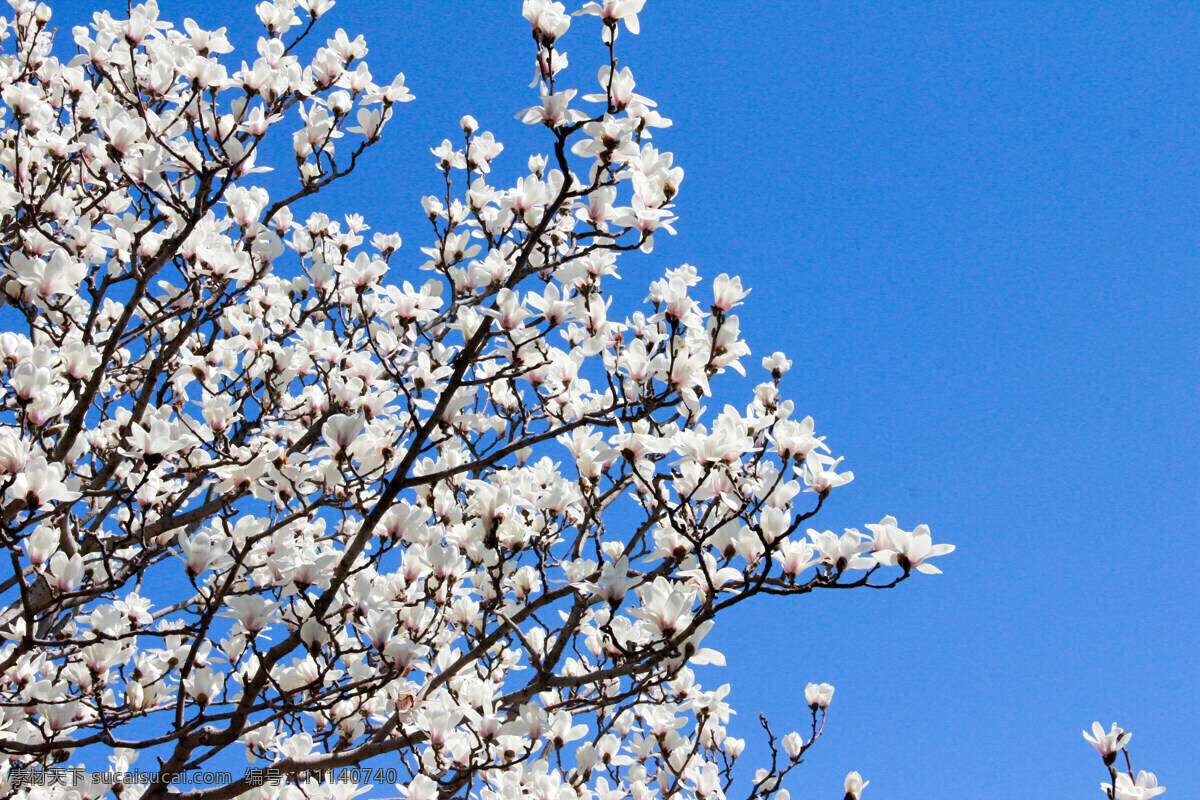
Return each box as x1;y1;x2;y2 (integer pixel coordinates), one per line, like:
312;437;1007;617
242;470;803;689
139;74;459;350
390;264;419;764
844;772;868;800
782;731;804;760
805;682;834;710
723;736;745;759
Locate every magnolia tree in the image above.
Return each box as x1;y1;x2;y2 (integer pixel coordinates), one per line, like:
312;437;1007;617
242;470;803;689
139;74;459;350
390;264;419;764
0;1;1165;799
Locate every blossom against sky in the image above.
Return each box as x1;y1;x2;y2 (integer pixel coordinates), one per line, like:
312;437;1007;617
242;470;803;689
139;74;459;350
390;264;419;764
38;0;1200;797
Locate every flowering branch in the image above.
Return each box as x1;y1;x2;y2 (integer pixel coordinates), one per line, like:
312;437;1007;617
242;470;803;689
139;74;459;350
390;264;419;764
8;2;1156;800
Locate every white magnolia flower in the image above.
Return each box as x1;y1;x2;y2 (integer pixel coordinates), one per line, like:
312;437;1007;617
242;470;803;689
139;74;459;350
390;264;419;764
844;771;869;800
223;595;280;633
577;0;645;35
523;0;570;44
47;551;84;593
782;731;804;760
0;431;30;473
126;419;191;464
762;351;793;377
809;528;875;572
6;457;78;507
185;667;223;707
805;682;835;710
874;524;955;574
1084;721;1133;759
24;525;57;567
178;531;232;577
1103;771;1166;800
322;413;366;456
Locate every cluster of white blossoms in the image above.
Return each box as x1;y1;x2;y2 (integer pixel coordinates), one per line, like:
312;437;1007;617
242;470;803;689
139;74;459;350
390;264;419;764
0;0;1157;798
1084;723;1166;800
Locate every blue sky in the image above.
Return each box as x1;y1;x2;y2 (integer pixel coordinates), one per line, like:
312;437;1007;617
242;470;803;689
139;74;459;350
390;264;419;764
43;0;1200;797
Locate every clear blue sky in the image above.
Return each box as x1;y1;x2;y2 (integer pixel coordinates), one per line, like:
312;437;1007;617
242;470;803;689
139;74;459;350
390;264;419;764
45;0;1200;797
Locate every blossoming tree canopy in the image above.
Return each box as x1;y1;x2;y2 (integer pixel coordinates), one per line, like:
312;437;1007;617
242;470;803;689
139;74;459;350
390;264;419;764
0;0;1159;798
